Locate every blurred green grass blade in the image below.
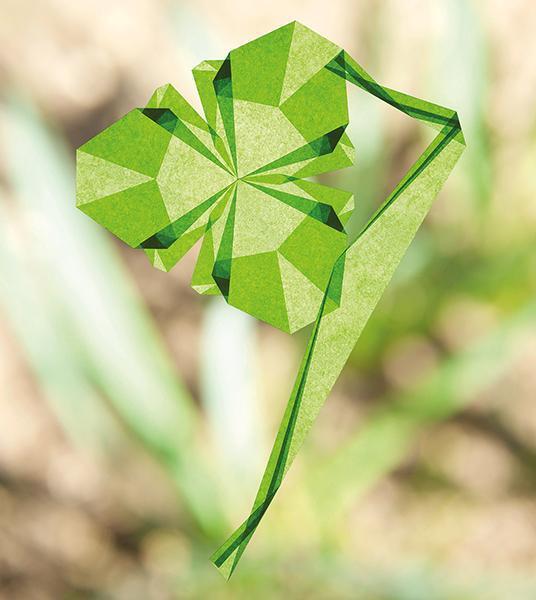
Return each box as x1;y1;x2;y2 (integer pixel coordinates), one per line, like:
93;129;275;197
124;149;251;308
435;0;491;207
341;86;386;239
311;301;536;516
0;196;120;448
1;97;225;535
4;99;193;446
170;2;223;63
200;300;266;519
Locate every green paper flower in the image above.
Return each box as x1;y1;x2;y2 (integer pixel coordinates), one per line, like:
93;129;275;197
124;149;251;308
76;21;465;578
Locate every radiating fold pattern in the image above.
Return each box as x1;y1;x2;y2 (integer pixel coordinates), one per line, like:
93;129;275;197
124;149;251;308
76;21;465;578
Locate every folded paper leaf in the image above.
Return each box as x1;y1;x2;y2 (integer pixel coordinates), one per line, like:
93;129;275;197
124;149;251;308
76;21;465;578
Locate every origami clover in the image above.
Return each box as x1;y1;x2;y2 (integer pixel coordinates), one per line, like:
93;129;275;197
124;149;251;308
77;24;356;333
77;22;465;577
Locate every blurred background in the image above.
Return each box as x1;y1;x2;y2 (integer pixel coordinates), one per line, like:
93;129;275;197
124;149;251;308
0;0;535;598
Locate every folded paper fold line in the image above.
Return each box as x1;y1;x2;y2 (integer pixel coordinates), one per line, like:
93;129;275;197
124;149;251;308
75;21;465;579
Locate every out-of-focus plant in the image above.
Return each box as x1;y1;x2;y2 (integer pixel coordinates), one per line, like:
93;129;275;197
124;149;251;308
311;301;536;518
0;0;535;596
0;97;226;537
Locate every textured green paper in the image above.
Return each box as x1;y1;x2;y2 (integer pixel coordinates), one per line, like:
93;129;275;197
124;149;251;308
76;21;465;578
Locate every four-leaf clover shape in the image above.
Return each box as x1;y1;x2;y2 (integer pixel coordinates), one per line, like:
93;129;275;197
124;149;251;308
76;22;465;578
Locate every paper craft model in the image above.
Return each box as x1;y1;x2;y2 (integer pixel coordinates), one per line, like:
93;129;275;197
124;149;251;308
76;21;465;578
